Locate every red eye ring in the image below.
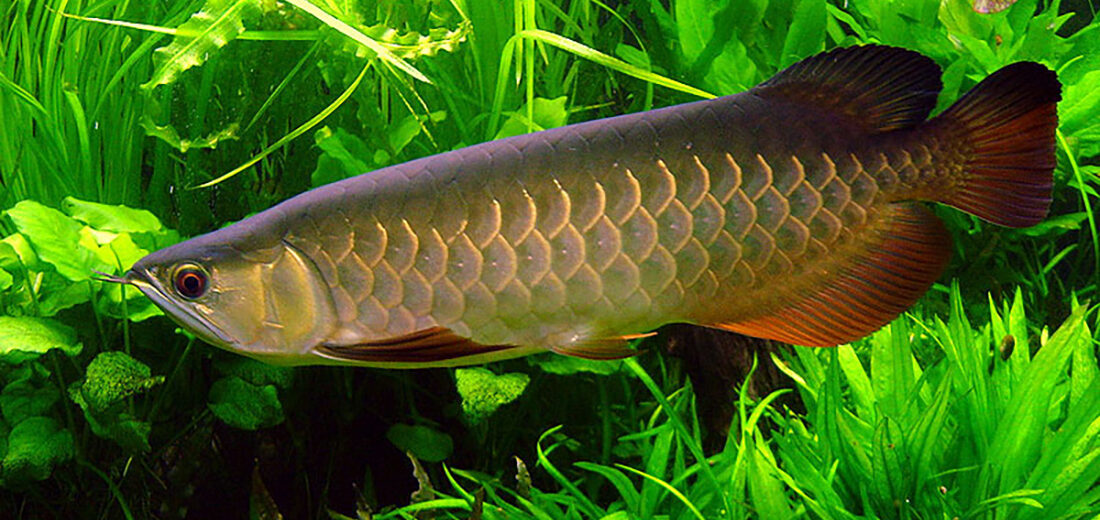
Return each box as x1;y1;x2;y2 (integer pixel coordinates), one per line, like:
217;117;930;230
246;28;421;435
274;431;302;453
173;266;207;299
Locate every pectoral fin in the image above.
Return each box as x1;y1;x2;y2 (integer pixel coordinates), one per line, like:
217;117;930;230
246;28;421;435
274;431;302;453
716;202;952;346
314;327;537;368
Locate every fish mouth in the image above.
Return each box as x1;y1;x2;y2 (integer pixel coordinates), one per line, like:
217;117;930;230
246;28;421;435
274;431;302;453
123;269;236;349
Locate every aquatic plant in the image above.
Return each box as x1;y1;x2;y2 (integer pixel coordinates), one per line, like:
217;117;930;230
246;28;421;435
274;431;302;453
1;0;1098;517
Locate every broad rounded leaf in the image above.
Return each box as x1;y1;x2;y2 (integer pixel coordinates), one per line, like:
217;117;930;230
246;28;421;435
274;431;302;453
0;317;82;364
214;357;294;389
386;424;454;463
1;416;74;484
79;352;164;411
61;197;164;234
4;200;103;281
0;266;12;291
208;376;284;430
1;377;60;426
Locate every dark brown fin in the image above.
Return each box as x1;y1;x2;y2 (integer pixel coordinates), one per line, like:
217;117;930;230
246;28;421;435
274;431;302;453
315;327;521;365
715;203;952;346
931;62;1061;228
755;45;942;132
550;332;653;360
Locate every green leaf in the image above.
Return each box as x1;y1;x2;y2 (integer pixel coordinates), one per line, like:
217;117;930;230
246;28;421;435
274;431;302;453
986;304;1088;493
4;200;104;281
78;352;164;411
311;126;372;187
0;266;11;291
385;424;454;463
781;0;826;67
214;357;294;389
0;316;82;364
208;376;285;430
494;96;569;140
1;416;74;484
454;368;529;423
531;355;623;375
61;197;164;234
1;375;59;426
0;238;29;271
70;387;153;453
142;0;262;90
283;0;430;84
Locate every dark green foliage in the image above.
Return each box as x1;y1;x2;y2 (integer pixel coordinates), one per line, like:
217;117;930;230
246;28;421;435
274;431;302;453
1;0;1099;518
207;376;286;430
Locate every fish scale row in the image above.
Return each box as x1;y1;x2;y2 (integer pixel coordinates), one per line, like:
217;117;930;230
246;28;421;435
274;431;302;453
296;143;876;347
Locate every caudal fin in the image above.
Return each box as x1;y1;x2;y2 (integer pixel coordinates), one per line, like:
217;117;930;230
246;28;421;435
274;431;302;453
932;62;1061;228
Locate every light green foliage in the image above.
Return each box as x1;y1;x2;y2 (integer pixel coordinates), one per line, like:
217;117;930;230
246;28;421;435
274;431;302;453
386;424;454;463
0;197;176;321
0;317;82;364
208;376;285;430
454;368;529;423
4;200;105;282
493;96;569;139
1;416;74;485
771;288;1099;519
143;0;261;90
61;197;165;235
69;352;163;453
312;127;373;187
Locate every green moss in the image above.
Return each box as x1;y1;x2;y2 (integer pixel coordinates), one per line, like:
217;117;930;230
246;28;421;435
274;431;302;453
79;352;164;411
1;416;74;484
454;367;529;423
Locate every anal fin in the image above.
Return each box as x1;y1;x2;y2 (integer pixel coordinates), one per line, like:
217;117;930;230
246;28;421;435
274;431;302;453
314;327;534;368
716;202;952;347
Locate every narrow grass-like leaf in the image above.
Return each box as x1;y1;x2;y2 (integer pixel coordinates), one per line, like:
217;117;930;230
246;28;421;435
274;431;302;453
535;426;603;518
615;464;706;520
283;0;430;84
197;60;370;187
985;305;1087;498
517;29;714;99
575;462;640;512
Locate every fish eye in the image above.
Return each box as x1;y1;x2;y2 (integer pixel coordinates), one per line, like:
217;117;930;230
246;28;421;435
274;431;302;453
172;265;208;300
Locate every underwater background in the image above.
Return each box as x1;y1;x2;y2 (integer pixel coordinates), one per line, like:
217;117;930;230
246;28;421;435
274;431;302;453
2;0;1100;518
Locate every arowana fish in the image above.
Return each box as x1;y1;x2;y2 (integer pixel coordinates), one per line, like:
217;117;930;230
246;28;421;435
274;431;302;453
118;45;1061;368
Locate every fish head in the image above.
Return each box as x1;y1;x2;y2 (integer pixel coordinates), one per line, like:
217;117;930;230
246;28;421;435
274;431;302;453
127;228;337;364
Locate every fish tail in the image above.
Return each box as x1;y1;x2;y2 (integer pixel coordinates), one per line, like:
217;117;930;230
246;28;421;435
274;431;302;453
930;62;1061;228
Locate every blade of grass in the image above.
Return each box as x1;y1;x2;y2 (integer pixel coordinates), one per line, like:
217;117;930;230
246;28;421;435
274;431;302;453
624;357;731;517
195;59;370;188
284;0;431;84
616;464;706;520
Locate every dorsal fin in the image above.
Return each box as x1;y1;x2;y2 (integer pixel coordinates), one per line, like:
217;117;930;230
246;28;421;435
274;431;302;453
754;45;943;132
713;202;952;346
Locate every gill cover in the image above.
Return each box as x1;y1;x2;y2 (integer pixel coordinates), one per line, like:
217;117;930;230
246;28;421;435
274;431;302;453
128;240;337;364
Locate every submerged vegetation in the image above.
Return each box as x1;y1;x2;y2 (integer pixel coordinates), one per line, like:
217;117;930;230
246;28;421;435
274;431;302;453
1;0;1099;518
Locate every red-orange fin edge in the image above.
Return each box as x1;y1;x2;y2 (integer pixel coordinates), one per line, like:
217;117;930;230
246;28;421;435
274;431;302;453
714;203;952;347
